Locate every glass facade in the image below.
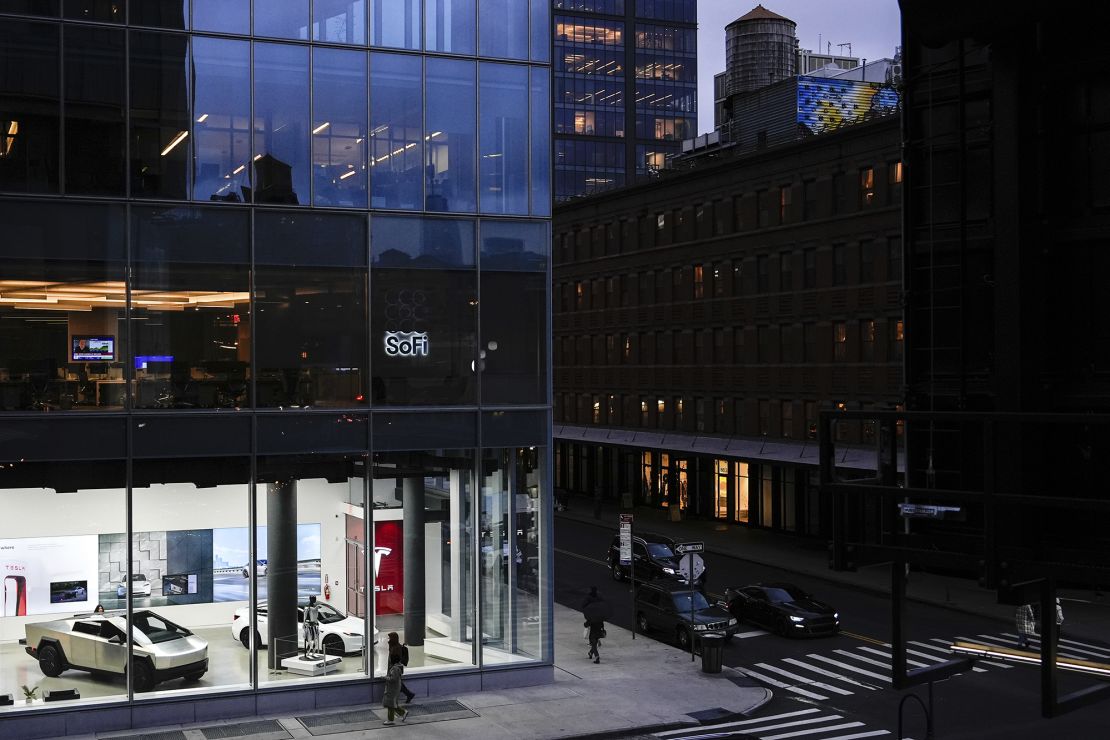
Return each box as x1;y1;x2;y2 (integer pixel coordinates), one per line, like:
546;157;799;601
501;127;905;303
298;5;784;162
553;0;696;200
0;1;551;723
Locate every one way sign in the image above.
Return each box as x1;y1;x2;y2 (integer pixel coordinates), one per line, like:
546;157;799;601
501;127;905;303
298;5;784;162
675;541;704;555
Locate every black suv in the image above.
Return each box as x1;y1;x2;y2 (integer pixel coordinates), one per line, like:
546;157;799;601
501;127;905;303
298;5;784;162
607;532;707;587
634;580;738;650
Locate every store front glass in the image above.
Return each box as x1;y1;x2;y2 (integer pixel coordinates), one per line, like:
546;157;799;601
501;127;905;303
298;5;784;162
734;462;750;523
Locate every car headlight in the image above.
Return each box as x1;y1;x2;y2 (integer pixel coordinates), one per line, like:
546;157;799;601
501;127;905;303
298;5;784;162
728;618;737;626
662;567;676;575
833;612;839;619
694;624;708;631
789;616;805;623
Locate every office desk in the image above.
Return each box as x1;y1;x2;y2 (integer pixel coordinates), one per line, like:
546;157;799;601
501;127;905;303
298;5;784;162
95;379;126;407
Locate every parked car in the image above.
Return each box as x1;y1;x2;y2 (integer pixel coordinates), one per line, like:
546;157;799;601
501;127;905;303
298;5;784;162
241;559;269;578
607;532;706;587
723;583;840;637
634;579;738;650
24;610;208;691
230;599;366;655
115;573;152;598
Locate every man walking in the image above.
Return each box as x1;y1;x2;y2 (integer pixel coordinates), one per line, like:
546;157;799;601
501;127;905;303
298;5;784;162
387;632;416;703
581;586;611;664
1015;602;1036;649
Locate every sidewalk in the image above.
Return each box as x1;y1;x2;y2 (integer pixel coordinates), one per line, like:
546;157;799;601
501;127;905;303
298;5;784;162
558;497;1110;643
75;603;769;740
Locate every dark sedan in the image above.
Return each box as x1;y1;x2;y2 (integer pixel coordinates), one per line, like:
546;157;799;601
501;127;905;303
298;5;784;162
635;580;738;650
723;583;840;637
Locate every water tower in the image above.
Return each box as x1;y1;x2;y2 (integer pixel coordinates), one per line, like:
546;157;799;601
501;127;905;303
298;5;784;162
725;4;798;96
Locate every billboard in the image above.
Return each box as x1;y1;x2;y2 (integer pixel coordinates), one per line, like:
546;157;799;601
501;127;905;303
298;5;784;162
374;520;404;615
797;76;900;136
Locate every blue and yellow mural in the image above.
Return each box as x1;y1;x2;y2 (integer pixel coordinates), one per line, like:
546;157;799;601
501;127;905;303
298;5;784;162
796;76;900;135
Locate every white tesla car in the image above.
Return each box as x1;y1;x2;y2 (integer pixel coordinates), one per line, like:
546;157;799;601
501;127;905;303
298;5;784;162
230;600;367;655
115;573;153;598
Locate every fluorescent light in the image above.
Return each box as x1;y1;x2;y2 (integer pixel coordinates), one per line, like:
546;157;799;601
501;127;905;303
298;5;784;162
312;122;330;134
196;113;209;123
232;164;246;175
160;130;189;157
254;154;263;161
7;121;17;136
339;170;356;180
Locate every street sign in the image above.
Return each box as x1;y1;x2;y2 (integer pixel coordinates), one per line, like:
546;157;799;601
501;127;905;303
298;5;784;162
619;514;633;565
898;503;962;519
675;541;704;555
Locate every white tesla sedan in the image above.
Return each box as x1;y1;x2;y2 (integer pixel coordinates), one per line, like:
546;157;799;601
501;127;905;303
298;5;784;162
230;599;367;655
115;573;153;598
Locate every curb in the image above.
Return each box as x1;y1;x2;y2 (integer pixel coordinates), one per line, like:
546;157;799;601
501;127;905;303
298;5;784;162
555;720;698;739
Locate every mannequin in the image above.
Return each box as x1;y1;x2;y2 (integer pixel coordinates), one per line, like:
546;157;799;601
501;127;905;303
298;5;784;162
303;595;321;658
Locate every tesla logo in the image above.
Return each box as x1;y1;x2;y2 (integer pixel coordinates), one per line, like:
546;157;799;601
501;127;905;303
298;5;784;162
372;546;392;578
384;331;429;358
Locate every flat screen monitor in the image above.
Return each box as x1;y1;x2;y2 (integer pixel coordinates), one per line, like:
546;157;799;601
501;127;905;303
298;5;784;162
49;580;89;604
72;336;115;362
163;573;198;596
135;354;174;370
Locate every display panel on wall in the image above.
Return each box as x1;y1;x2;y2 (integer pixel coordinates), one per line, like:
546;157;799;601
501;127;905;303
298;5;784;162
1;536;99;617
374;520;403;614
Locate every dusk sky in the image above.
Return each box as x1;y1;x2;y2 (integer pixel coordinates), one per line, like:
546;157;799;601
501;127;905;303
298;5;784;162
697;1;903;133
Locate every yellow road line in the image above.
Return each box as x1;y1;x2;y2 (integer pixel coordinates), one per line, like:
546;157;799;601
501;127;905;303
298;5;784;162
555;547;609;567
842;630;887;646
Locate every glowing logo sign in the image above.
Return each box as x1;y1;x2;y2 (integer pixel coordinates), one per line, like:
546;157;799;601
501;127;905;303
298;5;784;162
384;331;429;358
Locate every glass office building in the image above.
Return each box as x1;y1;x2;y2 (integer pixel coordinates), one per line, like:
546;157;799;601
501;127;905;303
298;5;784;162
0;1;552;734
553;0;696;200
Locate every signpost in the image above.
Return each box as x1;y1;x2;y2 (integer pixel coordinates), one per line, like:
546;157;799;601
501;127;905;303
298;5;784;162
620;514;634;639
675;542;705;660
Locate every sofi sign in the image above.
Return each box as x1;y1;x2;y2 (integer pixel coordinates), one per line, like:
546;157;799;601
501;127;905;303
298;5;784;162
384;331;429;358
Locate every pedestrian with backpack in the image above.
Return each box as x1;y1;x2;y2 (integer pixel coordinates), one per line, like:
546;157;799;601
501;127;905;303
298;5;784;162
387;632;415;704
381;642;408;725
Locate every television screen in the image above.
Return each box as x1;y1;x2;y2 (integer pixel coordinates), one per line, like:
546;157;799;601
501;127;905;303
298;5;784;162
49;580;89;604
163;573;198;596
72;336;115;361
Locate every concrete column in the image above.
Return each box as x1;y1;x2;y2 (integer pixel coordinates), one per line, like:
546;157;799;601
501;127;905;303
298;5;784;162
267;478;298;669
403;476;426;648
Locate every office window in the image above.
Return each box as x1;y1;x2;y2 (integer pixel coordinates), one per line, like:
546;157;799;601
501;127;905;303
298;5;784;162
693;264;704;299
713;328;726;363
779;184;792;223
733;327;746;364
695;397;705;432
371;0;421;48
833;322;848;361
426;0;475;54
780;252;793;292
315;0;368;43
0;20;60;194
129;31;189;200
802;178;817;219
605;276;617;307
592;396;600;424
805;401;818;439
607;393;617;423
803;322;816;363
756;255;769;293
671;266;682;301
781;402;793;439
859;166;875;207
831;171;846;214
832;244;847;286
756;189;769;227
65;26;126;195
479;62;528;214
479;0;528;59
716;397;728;428
254;42;311;205
732;194;745;230
887;236;902;282
860;240;875;283
312;47;368;208
590;279;603;309
803;248;816;289
193;0;249;33
575;281;585;309
640;269;655;304
891;319;904;360
758;400;770;436
715;198;730;234
623;334;632;362
696;203;713;238
657;396;666;423
622;273;634;306
732;259;744;294
861;319;875;361
712;262;726;297
254;0;309;38
672;397;682;428
606;334;616;364
426;57;477;212
888;160;903;203
530;67;551;215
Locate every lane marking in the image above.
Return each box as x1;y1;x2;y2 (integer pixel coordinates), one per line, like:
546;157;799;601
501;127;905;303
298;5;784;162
736;628;771;639
781;657;879;690
998;632;1110;660
762;722;865;740
806;654;891;683
957;634;1085;664
654;709;820;737
840;630;887;646
909;640;1012;669
753;662;855;696
736;667;831;700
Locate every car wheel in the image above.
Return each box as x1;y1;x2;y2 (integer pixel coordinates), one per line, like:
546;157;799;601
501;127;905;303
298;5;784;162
241;629;262;650
131;659;155;693
323;634;344;656
636;612;650;634
777;618;792;638
37;643;65;677
611;562;624;581
183;671;205;683
676;627;691;650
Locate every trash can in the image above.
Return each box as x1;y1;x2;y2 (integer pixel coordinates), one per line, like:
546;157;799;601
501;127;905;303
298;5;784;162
700;633;724;674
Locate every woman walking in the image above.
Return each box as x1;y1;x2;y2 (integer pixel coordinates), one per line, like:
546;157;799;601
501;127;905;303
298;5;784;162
382;644;409;725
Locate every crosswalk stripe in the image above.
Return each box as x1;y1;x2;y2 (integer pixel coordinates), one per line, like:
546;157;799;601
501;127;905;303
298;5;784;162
819;731;891;740
736;629;771;639
856;645;929;668
807;653;891;683
909;640;1011;669
720;714;844;735
960;634;1088;663
832;649;894;671
761;721;865;740
782;657;879;690
654;709;821;737
955;635;1055;664
754;663;856;696
861;644;986;672
736;667;830;701
1001;632;1110;658
997;633;1110;661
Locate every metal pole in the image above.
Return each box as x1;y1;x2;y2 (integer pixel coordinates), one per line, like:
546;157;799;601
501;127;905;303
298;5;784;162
689;551;695;662
630;522;635;640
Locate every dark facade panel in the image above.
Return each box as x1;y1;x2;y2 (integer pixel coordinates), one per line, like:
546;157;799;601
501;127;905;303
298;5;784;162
0;416;126;461
132;413;251;458
256;411;368;454
372;411;477;450
482;410;548;447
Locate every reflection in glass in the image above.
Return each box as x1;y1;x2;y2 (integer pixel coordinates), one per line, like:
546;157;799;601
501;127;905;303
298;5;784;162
130;31;190;200
479;63;528;215
530;67;551;216
252;0;309;39
64;0;125;22
131;206;250;410
254;211;368;409
191;37;250;202
64;26;126;195
254;43;310;206
314;0;367;43
0;20;59;194
0;0;59;16
313;48;367;208
425;58;476;213
425;0;474;55
370;0;420;49
130;0;188;28
530;0;550;62
478;0;527;60
369;53;422;210
192;0;248;34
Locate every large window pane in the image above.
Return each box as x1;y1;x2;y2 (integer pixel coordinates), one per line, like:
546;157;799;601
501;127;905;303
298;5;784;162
480;220;547;404
130;0;188;29
64;0;124;22
256;454;370;686
192;0;248;34
478;0;527;59
64;25;125;195
252;0;309;39
369;52;422;210
0;459;125;705
426;58;476;213
370;216;477;405
254;212;368;409
0;0;59;16
129;458;250;698
370;0;421;49
479;63;527;215
131;206;250;410
425;0;474;56
0;20;59;194
130;31;190;200
371;449;476;677
191;37;250;202
530;67;551;216
313;48;368;208
314;0;367;44
254;43;310;205
0;200;126;412
530;0;550;62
